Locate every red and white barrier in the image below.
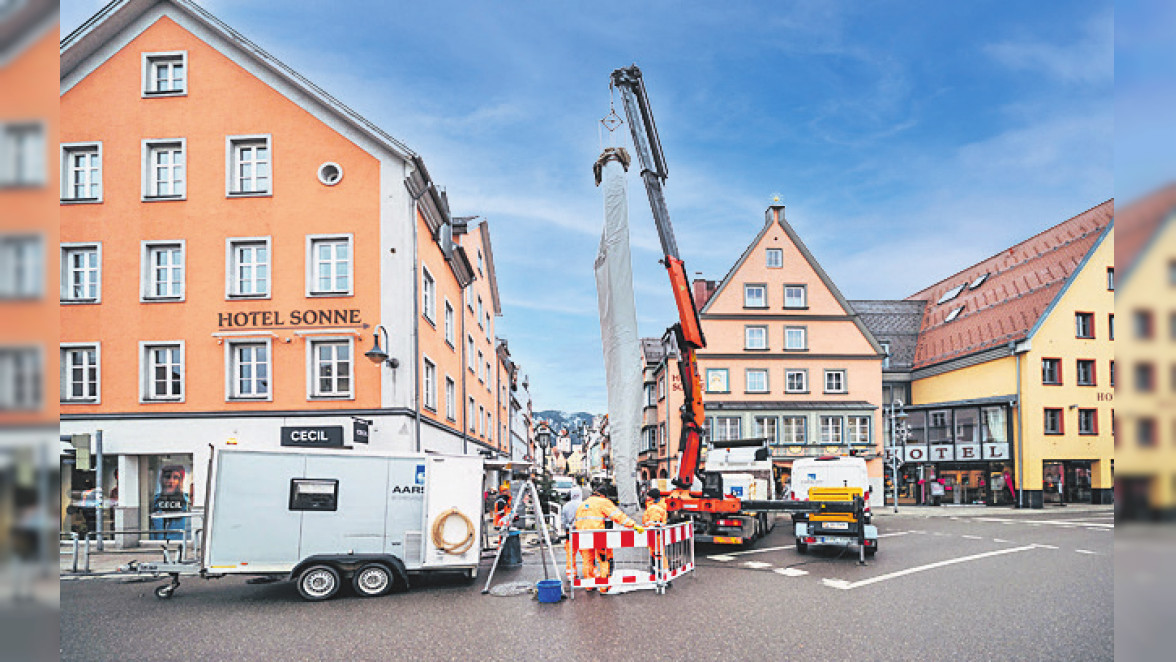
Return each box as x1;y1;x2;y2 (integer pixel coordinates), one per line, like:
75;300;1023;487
568;521;694;595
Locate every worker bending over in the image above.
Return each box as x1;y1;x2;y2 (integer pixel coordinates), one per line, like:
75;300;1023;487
573;484;644;592
561;487;583;579
642;488;668;574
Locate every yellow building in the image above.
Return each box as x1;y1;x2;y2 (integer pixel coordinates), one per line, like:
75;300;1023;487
1115;186;1176;518
903;201;1114;508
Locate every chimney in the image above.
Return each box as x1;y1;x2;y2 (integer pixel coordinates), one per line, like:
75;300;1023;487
692;278;717;309
766;195;785;225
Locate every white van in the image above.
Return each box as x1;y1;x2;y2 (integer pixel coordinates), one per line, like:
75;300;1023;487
789;456;873;523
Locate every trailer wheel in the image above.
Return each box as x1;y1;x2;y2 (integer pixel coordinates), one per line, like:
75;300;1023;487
297;564;341;601
865;544;877;557
154;585;174;599
795;539;808;554
352;563;393;598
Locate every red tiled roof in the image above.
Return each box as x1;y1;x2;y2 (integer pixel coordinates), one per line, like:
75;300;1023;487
1117;183;1176;276
906;200;1113;369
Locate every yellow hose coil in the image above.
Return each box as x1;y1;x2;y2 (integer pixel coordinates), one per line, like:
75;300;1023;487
430;507;475;555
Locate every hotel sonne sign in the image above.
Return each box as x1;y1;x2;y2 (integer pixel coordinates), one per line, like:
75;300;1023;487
217;309;363;328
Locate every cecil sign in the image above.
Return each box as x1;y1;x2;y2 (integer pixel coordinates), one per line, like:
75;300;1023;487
281;426;345;448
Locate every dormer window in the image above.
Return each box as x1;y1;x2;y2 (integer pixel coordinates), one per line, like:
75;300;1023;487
944;305;964;323
937;284;965;304
969;273;989;289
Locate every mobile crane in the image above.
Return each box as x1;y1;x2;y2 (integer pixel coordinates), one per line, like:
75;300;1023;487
609;65;877;557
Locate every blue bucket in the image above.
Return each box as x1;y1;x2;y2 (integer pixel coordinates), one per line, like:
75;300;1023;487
536;579;563;603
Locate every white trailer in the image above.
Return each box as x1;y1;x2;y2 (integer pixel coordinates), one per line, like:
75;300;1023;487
693;439;777;545
138;447;484;601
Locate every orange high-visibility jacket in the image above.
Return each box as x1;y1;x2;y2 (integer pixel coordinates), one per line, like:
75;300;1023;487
573;495;637;531
642;499;667;527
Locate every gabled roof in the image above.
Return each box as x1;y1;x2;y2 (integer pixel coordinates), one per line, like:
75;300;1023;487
1117;184;1176;284
0;0;56;65
60;0;415;161
701;203;884;354
907;199;1113;369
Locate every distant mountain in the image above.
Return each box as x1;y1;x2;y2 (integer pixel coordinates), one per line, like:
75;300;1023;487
534;410;598;446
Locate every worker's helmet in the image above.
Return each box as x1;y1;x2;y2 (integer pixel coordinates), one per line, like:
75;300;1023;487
646;488;662;501
594;483;618;500
499;483;510;493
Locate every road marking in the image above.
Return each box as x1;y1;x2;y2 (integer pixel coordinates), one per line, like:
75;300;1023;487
1075;549;1098;555
1033;544;1059;549
773;567;809;577
743;561;772;569
708;555;735;562
876;531;912;539
975;517;1113;529
961;535;983;540
822;545;1043;590
706;544;795;561
993;538;1011;543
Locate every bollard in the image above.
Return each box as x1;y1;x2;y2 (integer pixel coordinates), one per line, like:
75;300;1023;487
82;533;92;573
71;533;79;573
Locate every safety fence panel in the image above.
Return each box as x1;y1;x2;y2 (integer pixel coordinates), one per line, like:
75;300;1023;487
568;522;694;595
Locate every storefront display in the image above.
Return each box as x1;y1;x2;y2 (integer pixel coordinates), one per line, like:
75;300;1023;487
143;455;194;541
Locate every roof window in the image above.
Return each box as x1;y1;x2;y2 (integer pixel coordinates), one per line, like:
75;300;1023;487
944;305;964;323
937;284;965;304
969;273;989;289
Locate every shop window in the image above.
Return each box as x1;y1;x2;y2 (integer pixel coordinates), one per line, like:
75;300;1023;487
146;456;193;541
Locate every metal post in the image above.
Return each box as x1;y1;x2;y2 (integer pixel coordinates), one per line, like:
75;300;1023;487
95;430;104;551
82;533;92;573
71;533;79;573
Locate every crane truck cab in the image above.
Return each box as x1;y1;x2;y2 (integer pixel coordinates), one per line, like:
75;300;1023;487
691;438;776;545
790;456;873;524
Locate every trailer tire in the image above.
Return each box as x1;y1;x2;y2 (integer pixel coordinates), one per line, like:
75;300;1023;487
297;564;341;601
352;563;393;598
795;539;808;554
865;545;877;557
154;585;174;599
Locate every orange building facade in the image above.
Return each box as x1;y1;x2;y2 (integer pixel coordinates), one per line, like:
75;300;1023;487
58;0;519;542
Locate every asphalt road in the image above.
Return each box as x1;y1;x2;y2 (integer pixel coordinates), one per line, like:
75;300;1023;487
61;507;1113;661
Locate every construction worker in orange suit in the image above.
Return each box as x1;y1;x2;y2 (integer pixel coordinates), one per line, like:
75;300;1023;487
493;484;512;529
573;484;644;592
642;488;668;575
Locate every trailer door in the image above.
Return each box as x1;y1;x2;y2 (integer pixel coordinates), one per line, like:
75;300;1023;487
205;451;305;572
421;456;482;568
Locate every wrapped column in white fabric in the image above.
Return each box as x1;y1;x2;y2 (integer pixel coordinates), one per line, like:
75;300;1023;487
594;148;643;516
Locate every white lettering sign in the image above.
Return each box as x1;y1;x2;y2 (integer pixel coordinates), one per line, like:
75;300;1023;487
956;444;981;461
982;443;1010;460
904;445;928;463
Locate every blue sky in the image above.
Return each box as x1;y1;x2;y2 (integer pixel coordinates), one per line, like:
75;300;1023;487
63;0;1114;413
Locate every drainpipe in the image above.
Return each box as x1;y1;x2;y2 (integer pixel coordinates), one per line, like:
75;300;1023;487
411;204;422;453
1011;341;1025;508
461;286;469;456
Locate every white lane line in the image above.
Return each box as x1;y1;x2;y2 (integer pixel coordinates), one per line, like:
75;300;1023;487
774;567;809;577
961;535;983;540
993;538;1011;543
975;517;1113;529
1034;544;1059;549
743;561;773;569
1075;549;1098;555
876;531;912;539
708;544;796;562
822;544;1044;590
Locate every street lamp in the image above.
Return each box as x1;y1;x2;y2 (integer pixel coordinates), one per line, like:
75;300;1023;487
364;325;399;369
537;426;551;478
888;399;909;514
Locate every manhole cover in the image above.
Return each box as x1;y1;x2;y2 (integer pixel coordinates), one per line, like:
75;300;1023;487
487;581;533;597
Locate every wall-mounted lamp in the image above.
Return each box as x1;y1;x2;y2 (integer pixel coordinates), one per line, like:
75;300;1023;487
364;325;399;369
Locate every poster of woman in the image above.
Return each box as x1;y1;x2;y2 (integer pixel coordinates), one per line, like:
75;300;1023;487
150;464;191;541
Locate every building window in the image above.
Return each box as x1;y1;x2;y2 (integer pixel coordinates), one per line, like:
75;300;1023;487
745;325;767;350
468;397;476;432
705;368;729;393
1134;362;1156;393
423;358;436;411
1076;359;1096;386
226;135;271;195
1106;267;1114;291
227;238;270;298
142;241;184;301
228;340;270;400
485;313;491;340
477;250;484;275
711;416;741;441
445;377;456;421
1110;360;1116;388
785;369;808;393
848;416;871;445
444;301;455;346
0;122;45;187
0;347;41;411
1109;314;1115;340
781;417;807;444
143;52;187;95
61;243;100;303
61;142;101;202
477;350;485;382
478;405;485;435
765;248;782;268
421;267;435;323
477;296;484;325
485;361;491;386
308;235;352;295
880;341;891;369
1043;408;1063;435
753;416;778;443
309;339;351;398
1078;409;1098;435
784;326;807;351
824;369;847;394
0;234;42;299
1041;358;1061;385
465;287;473;310
746;369;768;393
142;342;183;402
1075;312;1094;339
61;344;99;403
820;416;843;444
467;336;475;371
658;374;666;400
784;285;806;309
1133;310;1155;340
944;305;965;323
142;139;185;199
487;412;493;440
1138;418;1156;447
644;383;656;407
744;284;767;308
937;283;965;304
